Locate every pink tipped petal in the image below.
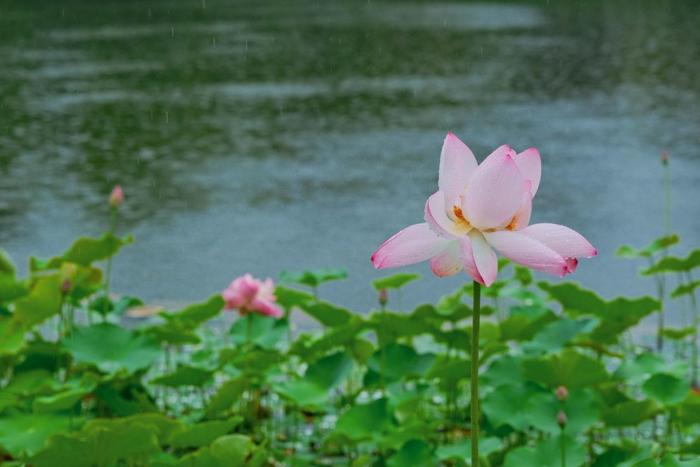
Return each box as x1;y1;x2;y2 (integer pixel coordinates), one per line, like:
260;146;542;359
469;231;498;286
371;223;450;269
477;144;516;167
515;148;541;196
251;298;283;318
222;289;243;309
520;223;597;258
464;145;526;230
439;132;478;206
430;241;463;277
459;237;485;285
484;230;569;277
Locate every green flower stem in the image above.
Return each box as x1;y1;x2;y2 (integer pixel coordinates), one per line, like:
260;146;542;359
102;207;118;319
560;427;566;467
663;157;671;235
379;309;387;393
246;313;253;346
688;272;698;386
649;255;666;352
471;281;481;466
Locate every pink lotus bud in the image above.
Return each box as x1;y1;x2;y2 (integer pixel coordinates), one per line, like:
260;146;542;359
661;151;669;166
109;185;124;207
60;279;72;295
378;288;388;307
555;385;569;401
557;410;567;428
222;274;283;318
60;263;77;295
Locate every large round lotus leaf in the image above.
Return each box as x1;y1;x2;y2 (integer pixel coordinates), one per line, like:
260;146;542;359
436;437;502;462
482;383;532;431
603;399;661;427
504;434;586;467
63;323;160;374
642;373;690;406
177;434;255;467
280;268;347;288
335;398;391;441
276;351;354;409
367;343;435;382
0;413;72;456
151;365;213;388
33;378;97;413
168;417;242;449
30;418;161;467
229;313;289;347
522;349;609;389
387;439;436;467
372;272;421;290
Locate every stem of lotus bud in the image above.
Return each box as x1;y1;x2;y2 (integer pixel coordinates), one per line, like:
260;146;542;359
103;207;119;320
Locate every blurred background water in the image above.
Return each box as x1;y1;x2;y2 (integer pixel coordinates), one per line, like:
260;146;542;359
1;0;699;323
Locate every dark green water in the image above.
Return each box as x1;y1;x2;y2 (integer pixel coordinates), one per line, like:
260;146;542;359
1;0;699;320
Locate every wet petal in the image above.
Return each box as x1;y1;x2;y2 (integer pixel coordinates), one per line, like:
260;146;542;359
520;223;597;258
371;223;450;269
515;147;541;196
430;241;463;277
469;231;498;286
439;132;478;206
464;145;526;230
484;230;569;277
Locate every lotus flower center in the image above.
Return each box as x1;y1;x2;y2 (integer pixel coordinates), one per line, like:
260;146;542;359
452;205;472;232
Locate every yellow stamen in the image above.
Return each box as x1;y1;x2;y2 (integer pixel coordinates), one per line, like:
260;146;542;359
452;205;472;232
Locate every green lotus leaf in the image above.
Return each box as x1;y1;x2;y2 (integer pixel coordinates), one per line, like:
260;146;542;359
169;417;242;449
602;399;661;427
642;249;700;275
372;272;421;290
616;234;680;259
642;373;689;406
523;349;609;389
63;323;160;374
504;434;586;467
280;268;347;288
335;398;392;442
151;365;214;387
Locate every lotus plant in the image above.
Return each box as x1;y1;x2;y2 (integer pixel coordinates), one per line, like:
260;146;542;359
102;185;125;319
223;274;283;318
109;185;124;208
371;132;596;464
223;274;283;344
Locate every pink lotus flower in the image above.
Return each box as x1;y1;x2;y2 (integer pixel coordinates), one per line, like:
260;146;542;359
371;133;596;286
222;274;283;318
109;185;124;207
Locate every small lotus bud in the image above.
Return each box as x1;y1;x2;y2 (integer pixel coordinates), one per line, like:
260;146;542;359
557;410;567;428
109;185;124;207
60;279;72;295
661;151;669;166
555;385;569;401
60;263;77;295
378;288;388;307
